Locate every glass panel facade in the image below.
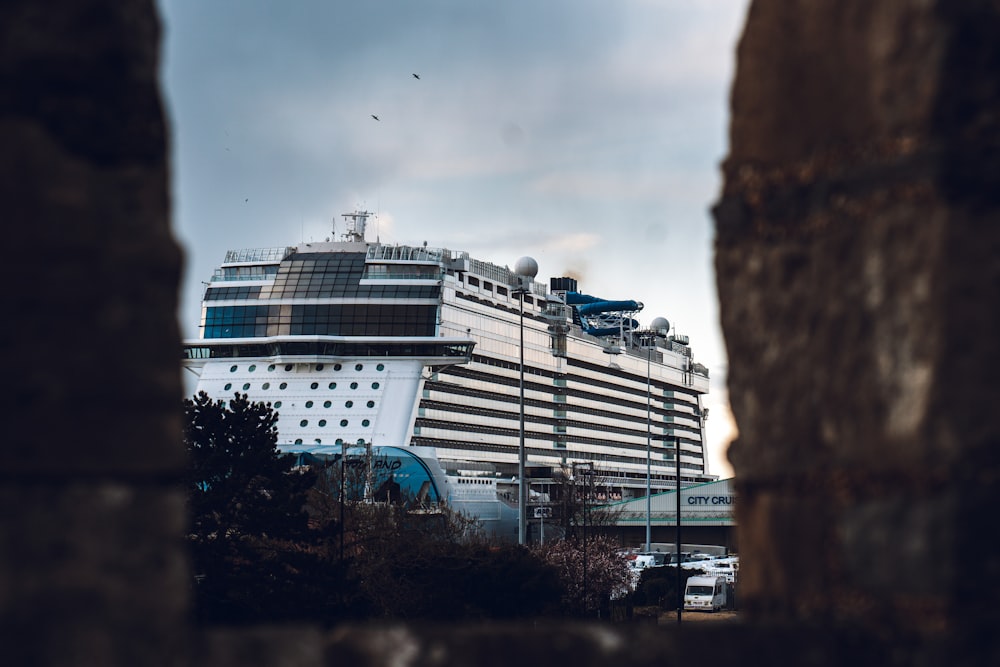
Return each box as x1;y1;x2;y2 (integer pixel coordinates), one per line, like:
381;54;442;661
259;253;439;300
200;252;441;338
203;303;438;337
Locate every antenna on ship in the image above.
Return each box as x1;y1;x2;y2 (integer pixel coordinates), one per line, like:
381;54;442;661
340;210;371;242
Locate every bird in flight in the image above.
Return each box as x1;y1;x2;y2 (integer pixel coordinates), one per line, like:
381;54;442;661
371;114;380;121
412;73;420;79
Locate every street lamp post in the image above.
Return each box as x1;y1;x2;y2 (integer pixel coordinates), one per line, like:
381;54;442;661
514;257;538;545
674;435;682;624
573;461;594;614
645;335;652;552
645;317;668;553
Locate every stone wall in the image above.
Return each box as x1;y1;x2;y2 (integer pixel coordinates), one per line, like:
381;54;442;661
0;1;188;665
1;0;997;665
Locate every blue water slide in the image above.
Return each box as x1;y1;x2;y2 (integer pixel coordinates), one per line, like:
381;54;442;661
564;292;643;337
577;299;642;316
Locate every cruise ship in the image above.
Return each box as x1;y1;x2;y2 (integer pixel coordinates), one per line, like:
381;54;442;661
183;211;714;538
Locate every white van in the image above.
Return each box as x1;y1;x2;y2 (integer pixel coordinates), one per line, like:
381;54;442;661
684;575;727;612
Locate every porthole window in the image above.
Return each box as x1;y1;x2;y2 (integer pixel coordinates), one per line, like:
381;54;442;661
248;364;257;372
323;400;332;408
366;400;375;408
279;382;287;390
328;382;337;390
318;419;327;427
242;383;250;391
310;382;319;390
285;364;293;371
356;439;365;445
335;438;344;446
300;419;308;427
350;382;358;390
224;383;232;391
274;401;282;409
334;363;342;371
371;382;380;390
362;419;370;427
267;364;276;372
314;439;322;444
376;363;385;371
294;438;302;445
305;401;313;408
316;364;325;371
229;365;238;373
262;382;270;390
355;363;364;371
340;419;349;427
345;400;353;408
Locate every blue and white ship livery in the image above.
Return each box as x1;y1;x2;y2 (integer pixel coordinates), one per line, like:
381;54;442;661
183;211;713;538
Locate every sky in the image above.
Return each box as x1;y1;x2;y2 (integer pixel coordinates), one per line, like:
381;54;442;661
159;0;750;479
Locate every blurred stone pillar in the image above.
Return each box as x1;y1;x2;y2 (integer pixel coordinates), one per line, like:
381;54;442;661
714;0;999;648
0;1;187;665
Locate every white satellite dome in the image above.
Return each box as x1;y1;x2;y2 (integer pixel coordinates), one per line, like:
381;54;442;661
514;256;538;278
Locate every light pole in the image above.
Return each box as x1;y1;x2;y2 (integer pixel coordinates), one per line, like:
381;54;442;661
514;256;538;545
645;334;652;552
644;317;668;553
573;461;594;614
674;435;682;624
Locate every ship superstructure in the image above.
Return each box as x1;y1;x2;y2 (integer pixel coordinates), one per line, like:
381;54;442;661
183;211;714;521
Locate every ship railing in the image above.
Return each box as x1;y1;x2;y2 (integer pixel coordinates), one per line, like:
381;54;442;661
366;244;449;263
210;271;275;282
360;271;441;281
223;247;294;264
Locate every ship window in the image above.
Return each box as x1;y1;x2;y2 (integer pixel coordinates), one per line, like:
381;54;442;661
318;419;327;427
279;382;287;390
300;420;308;427
268;364;276;372
496;286;508;297
362;419;370;427
242;383;250;390
376;363;385;371
345;401;353;408
323;400;332;408
350;382;358;390
316;364;325;371
334;363;342;371
230;365;238;373
305;401;313;408
483;281;493;291
468;277;479;287
248;364;256;372
314;439;322;444
328;382;337;390
340;419;349;427
371;382;380;390
294;438;303;445
367;400;375;408
284;364;293;371
274;401;282;409
335;439;343;446
310;382;319;390
356;439;365;445
224;383;232;391
355;363;364;371
262;382;270;390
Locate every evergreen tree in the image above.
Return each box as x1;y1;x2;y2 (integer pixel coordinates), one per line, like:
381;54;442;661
183;392;351;625
184;392;315;544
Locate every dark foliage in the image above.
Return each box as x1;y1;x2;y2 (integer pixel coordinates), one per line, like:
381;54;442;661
184;392;353;625
182;392;565;625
